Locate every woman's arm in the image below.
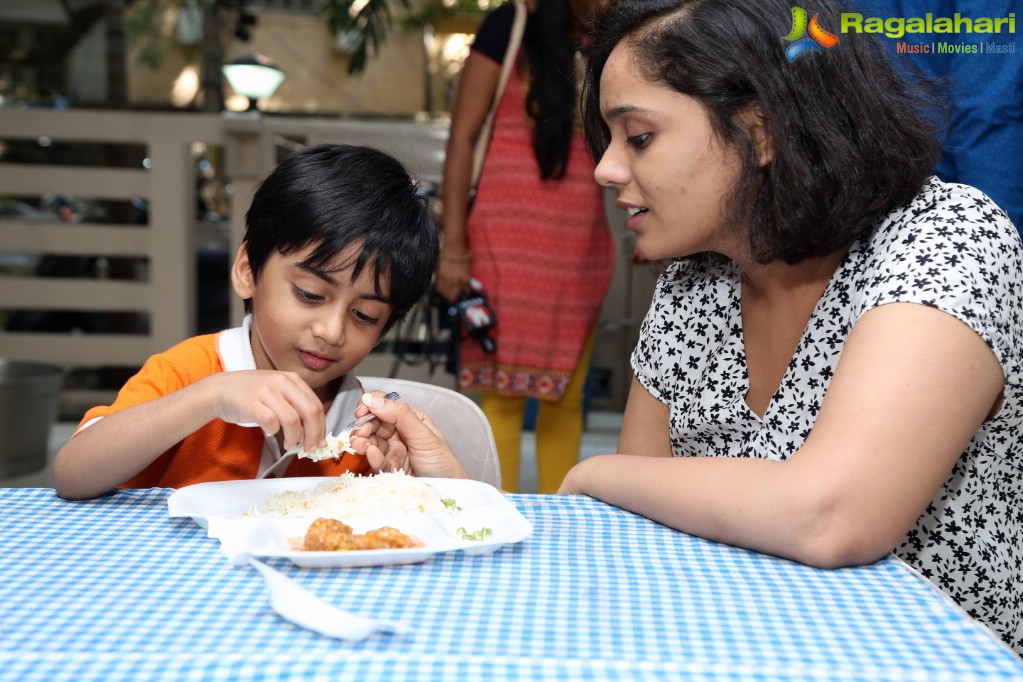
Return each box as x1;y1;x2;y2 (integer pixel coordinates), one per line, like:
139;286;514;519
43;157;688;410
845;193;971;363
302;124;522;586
616;376;674;457
435;50;501;301
560;302;1003;568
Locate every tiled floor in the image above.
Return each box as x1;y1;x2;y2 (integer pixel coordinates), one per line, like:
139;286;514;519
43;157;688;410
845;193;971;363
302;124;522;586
1;413;624;493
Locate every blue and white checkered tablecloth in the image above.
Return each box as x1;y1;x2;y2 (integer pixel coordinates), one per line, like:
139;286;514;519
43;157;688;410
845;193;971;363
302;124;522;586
1;487;1020;681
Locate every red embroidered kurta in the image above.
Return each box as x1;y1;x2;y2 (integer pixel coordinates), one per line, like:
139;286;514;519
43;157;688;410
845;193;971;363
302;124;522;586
459;47;615;401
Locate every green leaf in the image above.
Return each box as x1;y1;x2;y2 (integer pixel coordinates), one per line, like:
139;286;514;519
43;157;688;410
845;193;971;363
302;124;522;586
456;526;494;542
323;0;494;75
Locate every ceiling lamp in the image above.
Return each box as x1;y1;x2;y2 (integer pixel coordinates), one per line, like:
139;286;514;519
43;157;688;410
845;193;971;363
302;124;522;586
221;54;285;111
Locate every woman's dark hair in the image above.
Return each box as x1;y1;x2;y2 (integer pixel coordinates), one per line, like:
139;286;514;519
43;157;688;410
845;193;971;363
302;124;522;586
524;0;580;179
582;0;944;264
243;143;438;334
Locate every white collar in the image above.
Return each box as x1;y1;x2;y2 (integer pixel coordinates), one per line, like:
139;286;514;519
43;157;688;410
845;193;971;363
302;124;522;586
217;315;363;474
217;314;257;372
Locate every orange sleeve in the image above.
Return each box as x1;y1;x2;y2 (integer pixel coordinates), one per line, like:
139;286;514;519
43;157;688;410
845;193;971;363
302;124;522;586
77;334;222;431
73;332;373;488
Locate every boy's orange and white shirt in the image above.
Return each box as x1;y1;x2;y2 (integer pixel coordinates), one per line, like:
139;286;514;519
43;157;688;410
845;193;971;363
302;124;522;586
76;315;371;488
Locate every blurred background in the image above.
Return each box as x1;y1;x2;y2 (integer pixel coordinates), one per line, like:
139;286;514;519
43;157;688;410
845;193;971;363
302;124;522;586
1;0;495;115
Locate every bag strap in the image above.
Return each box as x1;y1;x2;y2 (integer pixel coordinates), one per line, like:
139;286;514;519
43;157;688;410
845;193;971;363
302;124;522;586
471;0;527;190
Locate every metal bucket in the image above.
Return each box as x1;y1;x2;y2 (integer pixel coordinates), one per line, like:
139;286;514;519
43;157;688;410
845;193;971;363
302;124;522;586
0;358;65;477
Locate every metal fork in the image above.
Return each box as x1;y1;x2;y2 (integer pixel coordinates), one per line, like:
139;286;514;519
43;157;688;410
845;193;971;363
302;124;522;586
259;391;402;479
326;390;403;455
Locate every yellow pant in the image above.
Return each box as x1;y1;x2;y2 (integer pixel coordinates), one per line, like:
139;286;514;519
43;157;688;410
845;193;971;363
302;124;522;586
481;326;598;493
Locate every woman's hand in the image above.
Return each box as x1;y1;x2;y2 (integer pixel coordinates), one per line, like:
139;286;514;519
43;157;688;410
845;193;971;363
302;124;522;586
436;256;472;303
352;393;469;480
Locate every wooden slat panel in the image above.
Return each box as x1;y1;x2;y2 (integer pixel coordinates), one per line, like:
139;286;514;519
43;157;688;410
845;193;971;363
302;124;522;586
0;277;150;310
0;108;226;145
146;135;195;353
296;119;448;186
0;332;152;366
0;165;150;201
0;109;227;371
0;222;150;257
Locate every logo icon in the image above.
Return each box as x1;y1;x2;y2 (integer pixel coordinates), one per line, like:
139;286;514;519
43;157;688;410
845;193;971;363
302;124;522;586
782;6;839;62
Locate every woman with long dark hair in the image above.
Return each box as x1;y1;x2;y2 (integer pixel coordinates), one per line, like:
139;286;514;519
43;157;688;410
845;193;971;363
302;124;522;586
436;0;615;493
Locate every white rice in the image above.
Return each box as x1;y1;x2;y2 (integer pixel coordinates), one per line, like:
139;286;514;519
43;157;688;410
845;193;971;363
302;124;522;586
251;471;452;519
295;433;353;462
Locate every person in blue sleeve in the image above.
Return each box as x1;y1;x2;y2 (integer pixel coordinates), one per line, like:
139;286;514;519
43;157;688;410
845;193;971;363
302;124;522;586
857;0;1022;234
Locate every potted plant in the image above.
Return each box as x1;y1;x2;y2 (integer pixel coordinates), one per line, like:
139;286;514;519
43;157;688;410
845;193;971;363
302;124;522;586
324;0;504;74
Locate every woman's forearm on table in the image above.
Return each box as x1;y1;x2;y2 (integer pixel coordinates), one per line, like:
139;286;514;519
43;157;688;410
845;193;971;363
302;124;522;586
560;454;894;569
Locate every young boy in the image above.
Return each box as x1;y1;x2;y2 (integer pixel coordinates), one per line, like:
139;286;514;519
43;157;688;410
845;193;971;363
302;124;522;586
53;144;439;500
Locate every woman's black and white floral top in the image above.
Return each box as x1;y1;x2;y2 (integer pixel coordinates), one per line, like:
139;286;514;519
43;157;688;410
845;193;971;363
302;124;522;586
632;177;1022;654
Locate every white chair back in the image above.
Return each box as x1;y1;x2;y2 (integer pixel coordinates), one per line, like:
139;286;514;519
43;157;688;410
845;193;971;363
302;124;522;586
359;376;501;489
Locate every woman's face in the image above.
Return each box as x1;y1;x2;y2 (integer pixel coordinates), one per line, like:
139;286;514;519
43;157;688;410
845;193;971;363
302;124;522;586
593;42;748;262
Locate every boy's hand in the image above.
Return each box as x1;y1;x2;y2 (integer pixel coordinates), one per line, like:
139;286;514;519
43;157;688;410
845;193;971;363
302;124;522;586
205;370;326;452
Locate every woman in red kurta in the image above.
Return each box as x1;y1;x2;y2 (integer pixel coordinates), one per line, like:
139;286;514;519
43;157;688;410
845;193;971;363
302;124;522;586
436;0;615;492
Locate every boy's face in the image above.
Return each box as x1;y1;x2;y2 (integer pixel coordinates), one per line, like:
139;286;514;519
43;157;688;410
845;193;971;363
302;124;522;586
231;241;392;401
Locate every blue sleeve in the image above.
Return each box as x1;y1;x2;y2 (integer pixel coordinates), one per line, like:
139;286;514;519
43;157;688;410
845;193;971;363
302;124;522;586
860;0;1023;234
942;16;1023;234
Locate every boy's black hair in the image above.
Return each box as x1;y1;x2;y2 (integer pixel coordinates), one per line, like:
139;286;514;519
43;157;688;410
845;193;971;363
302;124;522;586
582;0;943;264
242;143;438;334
